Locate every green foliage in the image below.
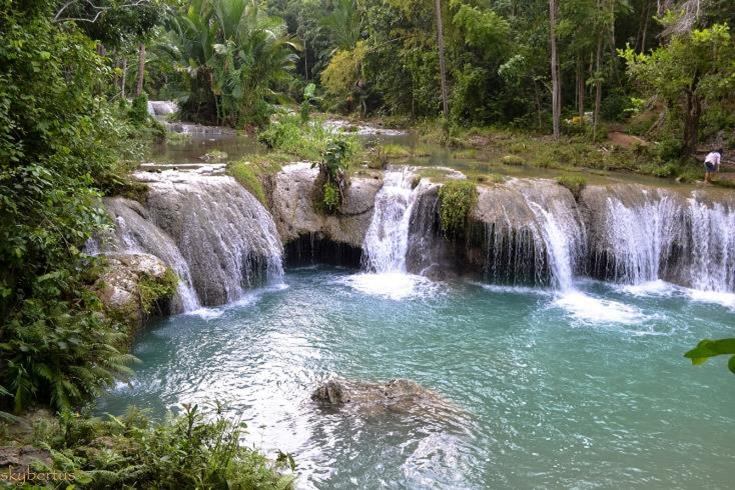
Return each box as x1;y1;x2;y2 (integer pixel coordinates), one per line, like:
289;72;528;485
322;181;341;212
438;180;478;237
313;138;353;213
31;404;296;489
685;338;735;374
621;24;735;152
129;93;150;125
501;154;524;166
228;161;268;205
171;0;299;127
556;175;587;199
321;41;367;109
138;268;178;315
259;113;359;162
0;1;140;413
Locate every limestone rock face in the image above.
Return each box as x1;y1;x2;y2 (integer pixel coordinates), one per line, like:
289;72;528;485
271;163;382;249
96;252;170;329
0;445;52;468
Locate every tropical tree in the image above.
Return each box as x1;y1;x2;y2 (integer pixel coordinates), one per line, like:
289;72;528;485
170;0;299;127
622;23;735;154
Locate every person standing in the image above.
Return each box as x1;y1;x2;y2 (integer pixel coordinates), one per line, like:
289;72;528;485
704;148;723;183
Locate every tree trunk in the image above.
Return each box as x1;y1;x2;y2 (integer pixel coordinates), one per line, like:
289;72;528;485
593;36;602;141
135;42;145;97
576;57;585;121
549;0;560;139
683;88;701;155
304;36;309;82
121;58;127;99
434;0;449;120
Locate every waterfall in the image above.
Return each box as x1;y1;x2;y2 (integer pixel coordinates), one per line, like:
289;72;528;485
139;171;284;306
362;168;421;273
103;198;201;312
585;185;735;293
685;198;735;292
102;171;284;309
475;179;585;290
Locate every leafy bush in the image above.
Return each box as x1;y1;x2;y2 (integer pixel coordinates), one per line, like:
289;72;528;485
501;154;524;166
30;404;296;489
258;113;343;161
228;161;268;205
313;138;353;213
438;180;478;237
0;4;139;413
556;175;587;199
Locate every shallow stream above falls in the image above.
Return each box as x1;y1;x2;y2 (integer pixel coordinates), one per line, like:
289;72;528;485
97;267;735;489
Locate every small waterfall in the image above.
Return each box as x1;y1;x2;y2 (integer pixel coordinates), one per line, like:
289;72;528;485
101;171;284;309
362;168;421;273
686;198;735;292
139;171;284;306
584;185;735;293
594;192;682;284
511;180;586;290
103;197;200;312
527;203;576;290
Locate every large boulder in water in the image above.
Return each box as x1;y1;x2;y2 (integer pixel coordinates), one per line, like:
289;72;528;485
311;378;466;422
271;163;382;250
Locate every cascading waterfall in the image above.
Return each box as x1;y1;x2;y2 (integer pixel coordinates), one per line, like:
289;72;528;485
361;168;422;273
475;179;585;290
585;185;735;293
101;170;284;309
138;171;284;306
103;197;201;312
687;199;735;292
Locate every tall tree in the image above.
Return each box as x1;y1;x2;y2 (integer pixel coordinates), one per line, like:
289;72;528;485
135;42;146;96
549;0;560;139
434;0;449;119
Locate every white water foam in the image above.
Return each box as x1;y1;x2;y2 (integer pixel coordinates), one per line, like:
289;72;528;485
552;291;649;325
340;272;440;300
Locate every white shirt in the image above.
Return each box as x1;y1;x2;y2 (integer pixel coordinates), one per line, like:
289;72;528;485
705;152;721;166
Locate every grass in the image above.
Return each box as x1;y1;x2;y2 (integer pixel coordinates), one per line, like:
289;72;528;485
227;158;284;205
556;175;587;199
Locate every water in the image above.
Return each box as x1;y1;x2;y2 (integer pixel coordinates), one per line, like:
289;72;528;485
97;267;735;489
361;168;420;273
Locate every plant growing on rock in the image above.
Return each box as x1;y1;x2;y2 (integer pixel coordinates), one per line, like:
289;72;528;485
313;138;352;213
438;180;478;237
556;175;587;199
138;268;178;316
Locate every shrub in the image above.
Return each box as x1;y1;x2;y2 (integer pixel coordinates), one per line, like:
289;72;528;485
30;404;296;489
438;180;478;237
556;175;587;199
313;138;353;213
501;154;524;166
228;161;268;205
138;268;178;316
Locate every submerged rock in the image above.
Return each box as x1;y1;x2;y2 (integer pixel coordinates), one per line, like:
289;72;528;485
311;378;465;422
